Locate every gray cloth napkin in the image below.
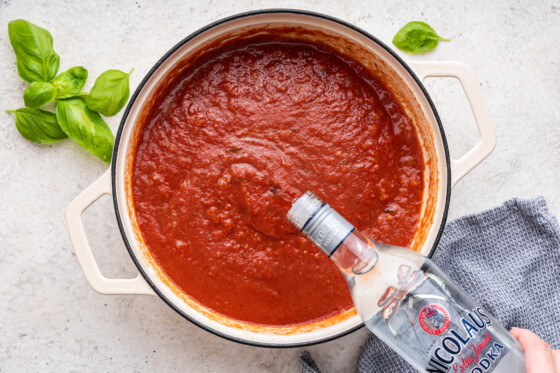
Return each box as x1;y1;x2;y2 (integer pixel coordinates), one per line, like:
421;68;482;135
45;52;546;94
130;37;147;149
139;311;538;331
300;197;560;373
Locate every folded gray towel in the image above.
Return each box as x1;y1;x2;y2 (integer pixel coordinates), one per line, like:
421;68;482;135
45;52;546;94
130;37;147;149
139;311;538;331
300;197;560;373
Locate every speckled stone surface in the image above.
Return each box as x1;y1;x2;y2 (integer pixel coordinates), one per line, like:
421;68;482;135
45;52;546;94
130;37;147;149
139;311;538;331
1;0;559;371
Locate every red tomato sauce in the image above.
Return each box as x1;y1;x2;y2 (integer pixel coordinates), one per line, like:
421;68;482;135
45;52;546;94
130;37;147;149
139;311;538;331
132;38;425;326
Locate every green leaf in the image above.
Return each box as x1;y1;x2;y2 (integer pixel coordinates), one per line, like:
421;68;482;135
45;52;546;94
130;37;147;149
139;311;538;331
53;66;88;98
23;81;57;108
86;68;133;116
56;98;114;163
74;92;89;100
392;21;450;54
8;19;60;83
5;108;67;144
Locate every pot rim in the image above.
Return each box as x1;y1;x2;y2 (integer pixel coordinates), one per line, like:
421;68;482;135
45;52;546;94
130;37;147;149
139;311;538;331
110;8;451;348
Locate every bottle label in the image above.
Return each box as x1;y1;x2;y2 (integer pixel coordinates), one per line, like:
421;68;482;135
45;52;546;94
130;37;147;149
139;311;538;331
425;307;507;373
419;304;451;335
305;206;354;256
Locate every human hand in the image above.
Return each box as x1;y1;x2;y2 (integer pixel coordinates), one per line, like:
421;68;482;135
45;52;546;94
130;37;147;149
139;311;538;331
511;327;560;373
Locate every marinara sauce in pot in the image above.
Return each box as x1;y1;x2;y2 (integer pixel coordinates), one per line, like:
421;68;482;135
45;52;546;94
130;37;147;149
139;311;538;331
132;36;425;326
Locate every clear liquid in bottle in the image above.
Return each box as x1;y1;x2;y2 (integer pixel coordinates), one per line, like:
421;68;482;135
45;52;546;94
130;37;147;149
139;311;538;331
287;192;525;373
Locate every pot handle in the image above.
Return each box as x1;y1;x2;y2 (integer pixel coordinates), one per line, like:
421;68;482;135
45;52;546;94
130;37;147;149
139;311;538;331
409;61;496;187
66;169;155;295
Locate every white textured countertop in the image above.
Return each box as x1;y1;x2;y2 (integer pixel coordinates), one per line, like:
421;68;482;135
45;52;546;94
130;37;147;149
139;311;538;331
1;0;559;371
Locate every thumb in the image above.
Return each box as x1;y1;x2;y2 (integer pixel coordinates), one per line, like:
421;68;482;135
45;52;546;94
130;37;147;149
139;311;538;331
511;327;556;373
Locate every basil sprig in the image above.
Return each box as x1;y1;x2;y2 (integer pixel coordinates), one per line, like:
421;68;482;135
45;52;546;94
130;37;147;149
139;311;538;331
6;19;132;164
392;21;450;54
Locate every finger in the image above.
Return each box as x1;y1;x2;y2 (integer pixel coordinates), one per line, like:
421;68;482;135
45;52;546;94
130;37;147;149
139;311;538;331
510;328;556;373
552;350;560;373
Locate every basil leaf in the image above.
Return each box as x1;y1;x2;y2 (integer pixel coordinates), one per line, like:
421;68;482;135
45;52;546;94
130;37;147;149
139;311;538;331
53;66;88;98
8;19;60;83
392;21;450;54
74;92;89;100
5;108;67;144
86;68;133;116
23;81;57;108
56;98;114;163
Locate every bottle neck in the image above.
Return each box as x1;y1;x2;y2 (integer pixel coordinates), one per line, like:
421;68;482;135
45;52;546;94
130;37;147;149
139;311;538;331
330;229;379;276
287;192;379;275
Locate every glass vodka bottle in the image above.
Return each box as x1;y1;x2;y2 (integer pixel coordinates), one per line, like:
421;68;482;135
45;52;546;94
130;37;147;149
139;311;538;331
287;192;526;373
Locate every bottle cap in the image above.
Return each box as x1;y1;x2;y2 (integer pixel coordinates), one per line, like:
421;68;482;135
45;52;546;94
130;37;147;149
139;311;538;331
286;191;324;231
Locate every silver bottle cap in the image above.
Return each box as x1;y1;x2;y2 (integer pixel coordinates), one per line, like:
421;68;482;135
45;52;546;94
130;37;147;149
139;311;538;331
287;192;355;256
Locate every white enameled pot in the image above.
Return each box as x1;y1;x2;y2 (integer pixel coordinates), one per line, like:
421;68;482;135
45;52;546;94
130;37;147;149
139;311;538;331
66;10;496;347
